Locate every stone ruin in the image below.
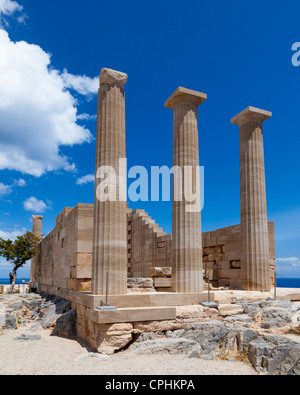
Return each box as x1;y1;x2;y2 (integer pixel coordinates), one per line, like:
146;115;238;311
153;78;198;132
29;67;276;352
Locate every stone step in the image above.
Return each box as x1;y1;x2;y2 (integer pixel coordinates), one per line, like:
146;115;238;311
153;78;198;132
90;306;176;325
76;292;212;310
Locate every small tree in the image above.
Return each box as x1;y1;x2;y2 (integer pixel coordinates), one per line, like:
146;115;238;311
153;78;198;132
0;231;41;293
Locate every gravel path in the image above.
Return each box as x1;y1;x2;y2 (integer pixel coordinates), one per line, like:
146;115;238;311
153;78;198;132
0;328;257;375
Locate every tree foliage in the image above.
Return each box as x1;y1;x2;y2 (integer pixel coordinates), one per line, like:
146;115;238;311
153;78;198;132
0;231;41;292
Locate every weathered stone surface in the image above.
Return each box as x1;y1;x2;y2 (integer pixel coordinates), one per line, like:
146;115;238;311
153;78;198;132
32;215;43;238
260;307;293;329
231;107;272;291
92;67;128;296
224;314;254;325
3;312;17;329
150;267;172;277
100;68;128;87
166;87;205;293
53;310;77;336
176;305;219;321
248;336;300;375
87;322;134;355
133;320;183;334
183;321;227;355
218;304;243;317
214;291;272;304
13;334;41;342
0;294;72;332
132;338;201;357
96;334;133;355
127;278;155;291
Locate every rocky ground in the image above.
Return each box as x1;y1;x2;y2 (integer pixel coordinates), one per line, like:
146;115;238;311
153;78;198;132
0;293;299;375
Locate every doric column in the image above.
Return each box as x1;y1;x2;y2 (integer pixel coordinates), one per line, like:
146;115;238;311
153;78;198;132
231;106;272;291
165;87;206;293
92;68;128;296
32;215;43;238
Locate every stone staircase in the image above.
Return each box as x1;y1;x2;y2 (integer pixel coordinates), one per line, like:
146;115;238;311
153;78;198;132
127;209;169;277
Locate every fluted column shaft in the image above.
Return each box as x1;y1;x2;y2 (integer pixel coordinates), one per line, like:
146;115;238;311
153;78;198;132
92;68;128;296
32;215;43;238
232;107;272;291
165;87;206;293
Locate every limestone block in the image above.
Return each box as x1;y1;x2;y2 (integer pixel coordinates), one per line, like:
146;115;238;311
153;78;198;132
154;278;172;288
77;323;88;340
176;305;219;321
207;253;223;262
214;290;272;304
150;267;172;277
74;253;93;267
218;269;241;279
133;320;183;334
203;246;223;255
223;242;241;254
127;278;155;290
218;261;231;270
202;237;217;247
66;278;91;292
218;304;244;317
224;252;241;261
70;266;92;279
96;333;133;355
90;306;177;325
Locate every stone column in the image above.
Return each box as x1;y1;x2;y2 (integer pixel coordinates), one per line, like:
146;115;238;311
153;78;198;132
92;68;128;296
165;87;206;293
231;106;272;291
32;215;43;238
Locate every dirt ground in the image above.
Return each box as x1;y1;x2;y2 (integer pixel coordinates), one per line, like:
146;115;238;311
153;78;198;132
0;328;257;376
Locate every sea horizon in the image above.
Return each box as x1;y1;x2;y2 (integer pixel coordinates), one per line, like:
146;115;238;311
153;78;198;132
0;278;30;285
0;277;300;288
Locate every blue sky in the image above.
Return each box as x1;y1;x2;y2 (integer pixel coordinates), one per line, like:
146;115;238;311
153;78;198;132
0;0;299;279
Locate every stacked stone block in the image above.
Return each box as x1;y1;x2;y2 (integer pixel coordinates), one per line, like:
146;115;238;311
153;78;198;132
128;209;170;278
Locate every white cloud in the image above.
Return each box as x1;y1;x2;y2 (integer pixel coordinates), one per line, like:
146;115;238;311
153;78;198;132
0;0;24;26
277;257;300;266
77;113;97;121
0;29;97;177
61;69;99;96
0;0;22;16
76;174;95;185
23;196;49;213
0;182;12;196
14;178;26;187
0;226;26;240
0;177;26;196
276;257;300;275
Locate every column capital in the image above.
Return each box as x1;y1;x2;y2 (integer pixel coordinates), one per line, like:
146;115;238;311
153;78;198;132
231;106;272;126
100;68;128;88
32;215;43;220
165;87;207;109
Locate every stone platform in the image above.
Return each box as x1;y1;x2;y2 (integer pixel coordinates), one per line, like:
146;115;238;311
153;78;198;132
75;291;212;310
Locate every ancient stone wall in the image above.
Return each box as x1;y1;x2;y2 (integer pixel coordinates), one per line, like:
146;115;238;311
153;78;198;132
31;204;275;295
202;222;276;289
31;203;94;297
